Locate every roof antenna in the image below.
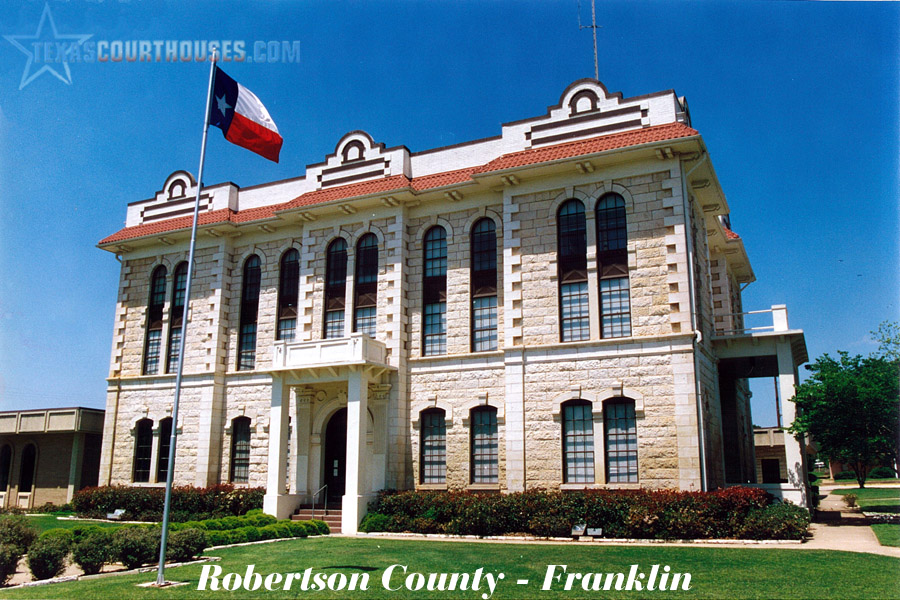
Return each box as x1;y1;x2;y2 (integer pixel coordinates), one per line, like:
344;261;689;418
578;0;601;80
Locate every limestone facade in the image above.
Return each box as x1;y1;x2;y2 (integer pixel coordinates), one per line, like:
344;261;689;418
98;79;809;531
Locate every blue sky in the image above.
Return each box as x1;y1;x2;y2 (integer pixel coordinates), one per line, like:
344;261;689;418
0;1;897;427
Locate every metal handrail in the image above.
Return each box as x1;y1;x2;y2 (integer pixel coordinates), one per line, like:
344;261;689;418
310;483;328;520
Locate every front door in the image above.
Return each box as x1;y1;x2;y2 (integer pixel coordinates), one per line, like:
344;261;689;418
323;408;347;503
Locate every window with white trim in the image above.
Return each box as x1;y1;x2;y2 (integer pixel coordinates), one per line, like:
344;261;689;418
596;193;631;337
557;200;589;341
605;398;638;483
470;406;498;483
420;409;446;484
238;255;261;370
562;400;594;483
353;234;378;337
423;227;447;355
143;266;167;375
470;219;498;352
324;239;348;339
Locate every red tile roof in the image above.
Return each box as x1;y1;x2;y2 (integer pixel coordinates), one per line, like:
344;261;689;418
474;122;698;174
100;123;700;246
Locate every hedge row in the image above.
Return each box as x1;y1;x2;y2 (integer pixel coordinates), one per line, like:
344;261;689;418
72;485;265;522
361;487;810;540
0;510;329;585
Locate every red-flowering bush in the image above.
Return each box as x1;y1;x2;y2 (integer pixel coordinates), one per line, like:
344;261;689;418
72;485;264;521
361;486;807;540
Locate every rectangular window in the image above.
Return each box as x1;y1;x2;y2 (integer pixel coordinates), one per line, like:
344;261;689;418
144;330;162;375
560;281;590;342
166;327;181;373
471;409;498;483
133;421;153;483
563;402;594;483
423;302;447;356
605;401;638;483
278;318;296;342
472;296;498;352
238;323;257;371
600;277;632;338
156;419;172;482
324;310;345;339
230;419;251;484
354;306;377;337
421;411;446;484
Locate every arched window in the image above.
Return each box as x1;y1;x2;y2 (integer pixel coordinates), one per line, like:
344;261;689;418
277;249;300;341
18;444;36;494
0;445;12;493
423;227;447;356
353;234;379;337
557;200;589;342
143;265;167;374
166;262;188;373
133;419;153;482
596;194;631;338
471;219;498;352
230;416;251;483
420;408;446;484
238;255;261;370
470;406;498;483
324;239;348;339
156;417;173;482
605;399;638;483
562;400;594;483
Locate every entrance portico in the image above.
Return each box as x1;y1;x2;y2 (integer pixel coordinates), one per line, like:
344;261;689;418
262;334;394;534
713;305;810;506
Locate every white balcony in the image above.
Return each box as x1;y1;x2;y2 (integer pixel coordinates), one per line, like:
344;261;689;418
272;333;391;374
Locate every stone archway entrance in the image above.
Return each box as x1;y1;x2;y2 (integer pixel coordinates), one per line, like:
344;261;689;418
323;408;347;503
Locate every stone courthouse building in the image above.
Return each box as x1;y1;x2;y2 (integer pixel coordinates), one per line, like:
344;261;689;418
98;79;810;534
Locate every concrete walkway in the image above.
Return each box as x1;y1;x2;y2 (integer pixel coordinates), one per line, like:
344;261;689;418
802;488;900;558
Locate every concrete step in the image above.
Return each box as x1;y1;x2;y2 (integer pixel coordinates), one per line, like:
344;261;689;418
293;509;342;533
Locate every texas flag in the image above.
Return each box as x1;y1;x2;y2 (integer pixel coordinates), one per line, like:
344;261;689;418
209;67;283;163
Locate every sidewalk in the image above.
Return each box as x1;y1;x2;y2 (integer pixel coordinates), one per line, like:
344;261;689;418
801;490;900;558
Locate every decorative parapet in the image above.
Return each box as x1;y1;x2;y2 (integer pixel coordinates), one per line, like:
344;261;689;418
272;333;389;371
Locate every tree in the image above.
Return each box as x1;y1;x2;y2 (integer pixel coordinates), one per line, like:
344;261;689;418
789;352;899;488
871;320;900;362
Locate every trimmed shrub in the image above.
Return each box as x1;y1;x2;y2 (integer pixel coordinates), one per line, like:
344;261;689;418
0;543;20;586
69;525;109;544
38;528;74;546
287;521;309;537
72;485;265;522
363;487;801;540
30;503;73;514
112;527;159;570
834;471;857;480
204;530;229;547
736;503;810;540
27;535;70;580
843;494;858;508
72;530;113;575
309;520;330;535
0;515;38;555
165;528;207;563
869;466;897;479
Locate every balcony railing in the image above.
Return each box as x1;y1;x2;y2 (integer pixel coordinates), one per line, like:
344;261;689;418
272;333;389;370
714;304;790;337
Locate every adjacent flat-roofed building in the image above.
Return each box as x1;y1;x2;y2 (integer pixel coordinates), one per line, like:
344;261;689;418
97;79;809;533
0;407;104;509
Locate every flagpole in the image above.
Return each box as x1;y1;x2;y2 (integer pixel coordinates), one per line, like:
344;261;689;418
155;48;217;587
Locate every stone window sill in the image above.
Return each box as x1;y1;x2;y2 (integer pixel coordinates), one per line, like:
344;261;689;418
466;483;501;492
416;484;448;491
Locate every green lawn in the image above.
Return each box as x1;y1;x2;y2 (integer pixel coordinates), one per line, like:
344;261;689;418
23;513;122;535
871;524;900;548
831;487;900;513
2;537;899;599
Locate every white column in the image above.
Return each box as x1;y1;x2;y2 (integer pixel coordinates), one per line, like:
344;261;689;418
263;377;291;517
343;368;369;534
292;389;313;495
777;341;809;508
66;432;85;502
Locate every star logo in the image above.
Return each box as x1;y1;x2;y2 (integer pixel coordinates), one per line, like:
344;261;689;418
216;93;232;116
3;3;93;90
